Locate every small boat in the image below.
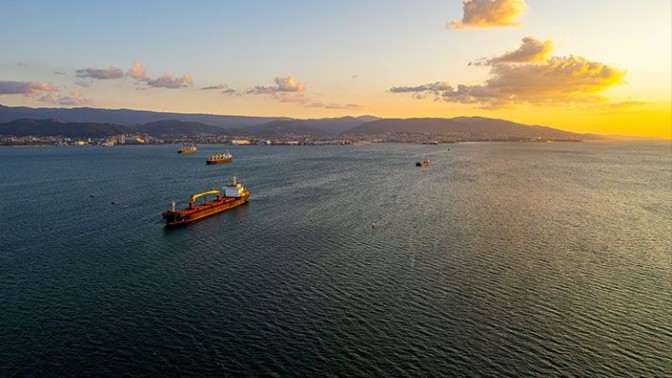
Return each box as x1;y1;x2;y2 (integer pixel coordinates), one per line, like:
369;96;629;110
416;159;431;167
206;150;233;165
162;176;249;227
178;143;197;154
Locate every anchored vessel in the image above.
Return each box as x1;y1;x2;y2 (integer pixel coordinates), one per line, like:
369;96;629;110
416;159;431;167
178;144;197;154
162;176;249;227
206;150;233;165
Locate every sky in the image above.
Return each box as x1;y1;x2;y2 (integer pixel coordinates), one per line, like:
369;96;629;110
1;0;670;138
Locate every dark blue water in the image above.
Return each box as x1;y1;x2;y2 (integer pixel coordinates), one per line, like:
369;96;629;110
1;142;671;376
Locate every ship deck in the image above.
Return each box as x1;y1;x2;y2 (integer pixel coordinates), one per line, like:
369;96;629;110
180;196;238;215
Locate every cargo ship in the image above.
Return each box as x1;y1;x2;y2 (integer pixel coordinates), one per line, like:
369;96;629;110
162;176;249;227
206;150;233;165
178;143;197;154
416;159;431;167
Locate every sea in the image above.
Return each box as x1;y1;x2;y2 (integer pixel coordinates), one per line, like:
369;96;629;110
1;142;671;376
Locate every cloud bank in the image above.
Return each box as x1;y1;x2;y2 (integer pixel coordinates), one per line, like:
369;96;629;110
390;36;626;108
0;80;56;96
71;61;192;89
56;92;92;106
273;93;360;110
201;84;228;90
75;67;124;80
248;76;358;109
42;92;93;106
146;73;193;89
201;84;238;95
0;79;94;106
449;0;528;29
390;82;452;94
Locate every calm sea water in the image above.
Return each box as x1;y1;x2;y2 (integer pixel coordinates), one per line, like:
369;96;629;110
1;142;671;376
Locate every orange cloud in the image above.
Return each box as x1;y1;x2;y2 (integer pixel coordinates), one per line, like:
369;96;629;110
471;36;552;65
275;76;305;92
249;76;306;94
390;37;626;108
127;61;147;80
449;0;528;29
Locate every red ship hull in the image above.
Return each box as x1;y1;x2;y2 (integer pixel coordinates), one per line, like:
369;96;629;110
162;192;249;227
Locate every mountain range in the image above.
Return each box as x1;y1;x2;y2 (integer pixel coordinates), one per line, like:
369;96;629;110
0;104;599;141
0;103;283;128
0;118;130;138
346;117;601;140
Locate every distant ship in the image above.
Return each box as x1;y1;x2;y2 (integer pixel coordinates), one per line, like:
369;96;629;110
162;176;249;227
416;159;431;167
178;144;197;154
206;150;233;165
422;141;439;145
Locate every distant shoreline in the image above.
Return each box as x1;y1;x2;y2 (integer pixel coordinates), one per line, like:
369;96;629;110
3;139;670;147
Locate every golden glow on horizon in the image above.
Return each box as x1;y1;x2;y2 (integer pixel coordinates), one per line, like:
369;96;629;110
362;96;672;139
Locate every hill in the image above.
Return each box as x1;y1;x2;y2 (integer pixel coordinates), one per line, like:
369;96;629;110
0;104;602;141
135;120;228;137
0;118;131;138
0;104;286;129
237;116;379;137
346;117;601;141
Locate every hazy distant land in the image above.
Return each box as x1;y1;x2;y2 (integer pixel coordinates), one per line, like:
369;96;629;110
0;103;606;144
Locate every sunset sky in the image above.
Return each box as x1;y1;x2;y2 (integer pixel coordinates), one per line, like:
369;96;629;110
1;0;670;138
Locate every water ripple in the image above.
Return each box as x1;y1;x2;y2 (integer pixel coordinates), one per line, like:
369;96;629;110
1;143;671;376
